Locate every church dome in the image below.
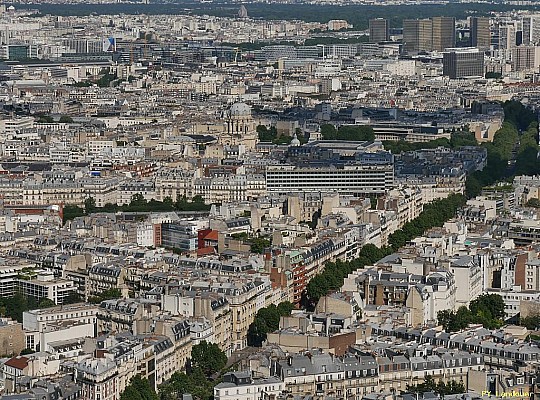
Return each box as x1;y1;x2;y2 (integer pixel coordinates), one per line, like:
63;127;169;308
229;102;251;118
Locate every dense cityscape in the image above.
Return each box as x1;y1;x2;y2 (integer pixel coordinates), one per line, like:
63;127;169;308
0;1;539;400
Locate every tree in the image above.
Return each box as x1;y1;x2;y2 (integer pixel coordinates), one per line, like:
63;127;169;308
438;294;505;332
247;317;270;347
521;315;540;330
130;193;147;207
37;115;54;123
407;375;465;396
247;301;295;346
305;194;464;305
277;301;294;316
503;100;537;131
526;198;540;208
308;209;321;230
88;288;122;304
63;204;85;223
38;298;56;308
306;274;331;302
120;376;158;400
192;195;205;204
257;125;274;142
320;124;375;141
249;237;271;254
159;369;214;400
84;197;96;214
63;292;83;304
190;341;227;376
358;243;385;263
470;294;505;321
59;115;74;123
163;196;174;209
320;124;337;138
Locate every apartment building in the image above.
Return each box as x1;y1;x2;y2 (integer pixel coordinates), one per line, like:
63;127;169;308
87;264;127;298
23;303;99;351
214;372;285;400
162;288;233;355
0;318;25;357
97;299;160;334
277;353;379;398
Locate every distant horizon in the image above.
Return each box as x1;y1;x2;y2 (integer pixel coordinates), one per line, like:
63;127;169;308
7;1;540;30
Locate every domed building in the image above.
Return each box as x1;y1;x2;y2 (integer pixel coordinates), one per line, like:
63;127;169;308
220;102;257;150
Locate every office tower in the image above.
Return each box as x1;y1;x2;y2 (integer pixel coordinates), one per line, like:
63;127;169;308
522;15;540;45
499;21;518;59
470;17;491;49
432;16;456;51
369;18;389;43
403;19;433;53
443;48;484;79
512;46;540;71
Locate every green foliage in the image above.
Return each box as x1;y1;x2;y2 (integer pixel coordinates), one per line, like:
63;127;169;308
526;198;540;208
63;292;83;304
503;100;537;131
88;288;122;304
521;315;540;330
120;376;158;400
249;237;271;254
0;293;59;322
450;130;478;148
63;195;211;223
71;80;92;87
406;375;465;395
96;73;118;88
231;232;249;240
38;298;56;308
256;125;306;145
174;196;211;212
388;194;466;250
306;245;393;304
306;194;464;304
37;115;54;123
492;121;519;161
20;348;35;356
466;101;538;198
320;124;337;137
84;197;96;214
383;130;476;155
485;72;502;79
59;115;74;123
321;124;375;141
63;204;85;224
230;232;271;254
515;122;540;176
190;341;227;376
257;125;278;142
470;293;505;320
159;368;215;400
247;301;295;346
307;210;321;230
17;2;539;32
437;294;505;332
